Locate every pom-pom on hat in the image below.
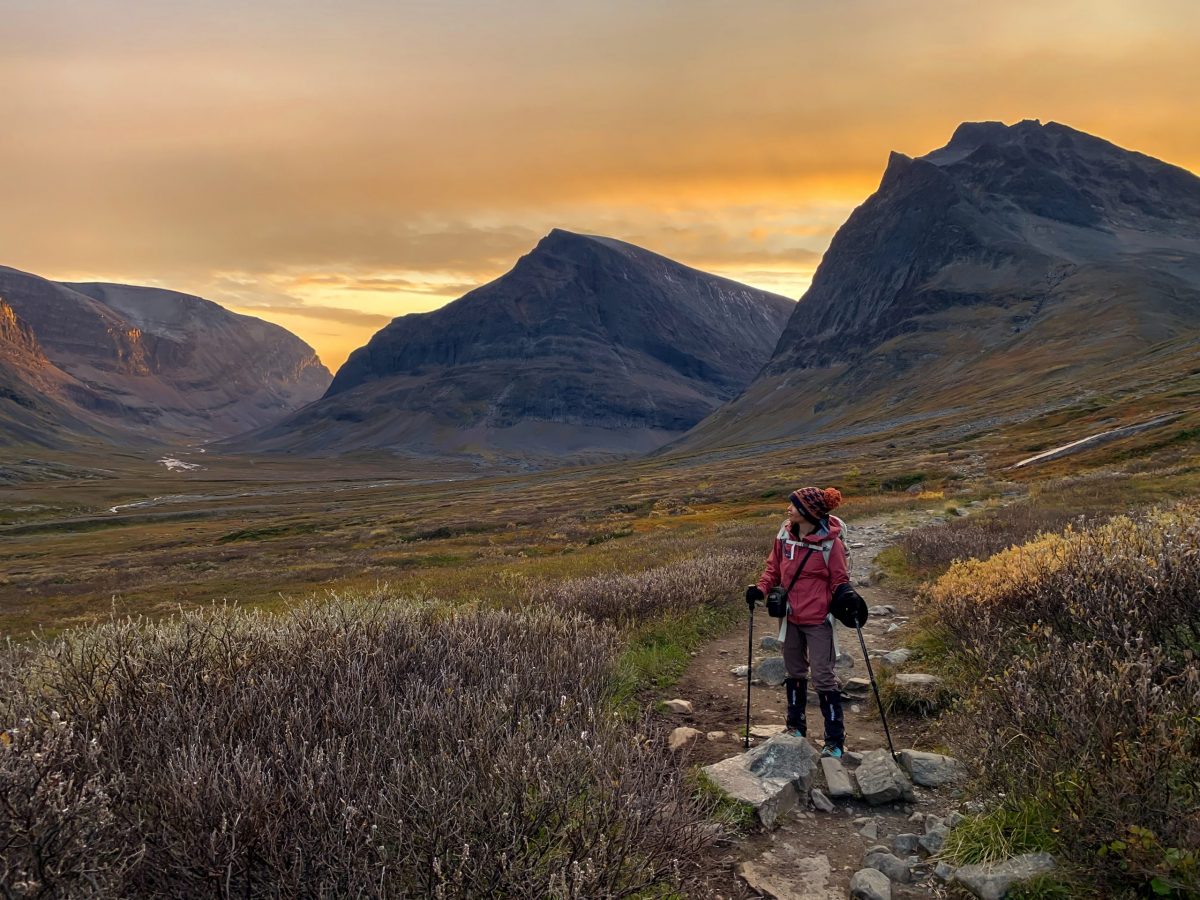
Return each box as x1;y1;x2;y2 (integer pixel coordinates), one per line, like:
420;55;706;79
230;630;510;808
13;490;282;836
790;486;843;521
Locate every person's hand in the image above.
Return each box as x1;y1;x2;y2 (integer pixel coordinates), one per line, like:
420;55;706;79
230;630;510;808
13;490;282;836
831;583;869;628
746;585;765;610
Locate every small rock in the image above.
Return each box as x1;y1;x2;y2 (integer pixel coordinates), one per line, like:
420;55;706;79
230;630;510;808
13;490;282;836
863;849;912;883
760;635;782;651
842;749;863;765
836;652;855;669
868;605;892;617
906;483;924;495
883;649;911;666
730;665;750;678
856;576;872;588
668;726;702;751
855;749;916;805
844;676;871;692
754;656;788;686
849;867;891;900
955;852;1057;900
919;824;949;856
811;788;835;812
892;833;920;856
851;704;862;713
859;820;879;840
853;816;870;826
821;756;855;800
706;730;727;741
849;541;866;549
925;814;946;832
934;861;957;882
663;698;693;714
899;749;964;787
886;624;900;634
907;812;924;825
947;811;967;828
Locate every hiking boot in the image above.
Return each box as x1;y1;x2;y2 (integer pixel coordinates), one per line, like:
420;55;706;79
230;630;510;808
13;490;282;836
786;727;806;738
821;743;843;759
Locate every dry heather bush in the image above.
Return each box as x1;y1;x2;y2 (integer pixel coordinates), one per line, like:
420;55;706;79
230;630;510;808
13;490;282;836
533;550;759;626
0;596;717;898
923;503;1200;893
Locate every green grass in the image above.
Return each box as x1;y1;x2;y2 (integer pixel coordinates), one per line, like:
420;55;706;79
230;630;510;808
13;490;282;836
941;799;1062;867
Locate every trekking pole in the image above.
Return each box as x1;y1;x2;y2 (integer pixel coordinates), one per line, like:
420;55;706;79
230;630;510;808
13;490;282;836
855;624;897;760
744;601;754;749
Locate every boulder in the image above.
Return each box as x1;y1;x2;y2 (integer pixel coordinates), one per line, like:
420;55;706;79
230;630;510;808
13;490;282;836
898;749;964;787
755;656;788;686
955;853;1057;900
663;698;693;714
668;726;702;751
855;750;915;805
820;756;855;800
863;849;912;883
701;734;820;829
849;867;891;900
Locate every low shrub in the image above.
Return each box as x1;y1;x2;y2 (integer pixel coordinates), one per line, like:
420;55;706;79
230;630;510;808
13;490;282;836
924;502;1200;896
532;551;758;627
0;596;717;897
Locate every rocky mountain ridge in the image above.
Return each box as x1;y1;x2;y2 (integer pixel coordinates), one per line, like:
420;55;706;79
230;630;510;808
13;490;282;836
0;267;332;448
678;119;1200;452
236;229;794;462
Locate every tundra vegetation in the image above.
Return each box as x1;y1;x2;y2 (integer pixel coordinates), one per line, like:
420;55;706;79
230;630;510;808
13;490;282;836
0;415;1197;895
891;493;1200;897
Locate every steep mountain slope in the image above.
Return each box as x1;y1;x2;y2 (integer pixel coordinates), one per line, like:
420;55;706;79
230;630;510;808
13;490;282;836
0;267;332;444
236;230;794;462
677;120;1200;452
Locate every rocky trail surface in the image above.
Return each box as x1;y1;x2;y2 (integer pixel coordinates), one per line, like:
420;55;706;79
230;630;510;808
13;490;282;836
665;510;1054;899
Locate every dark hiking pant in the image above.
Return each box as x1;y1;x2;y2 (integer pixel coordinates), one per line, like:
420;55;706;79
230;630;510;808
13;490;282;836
782;618;844;747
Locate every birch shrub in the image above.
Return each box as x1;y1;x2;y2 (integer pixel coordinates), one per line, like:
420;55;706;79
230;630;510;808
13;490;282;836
0;595;716;898
923;503;1200;895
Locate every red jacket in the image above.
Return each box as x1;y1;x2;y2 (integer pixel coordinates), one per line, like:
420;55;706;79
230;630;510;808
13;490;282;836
756;516;850;626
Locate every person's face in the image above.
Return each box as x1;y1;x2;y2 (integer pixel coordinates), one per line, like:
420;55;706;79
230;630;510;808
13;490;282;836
786;502;805;528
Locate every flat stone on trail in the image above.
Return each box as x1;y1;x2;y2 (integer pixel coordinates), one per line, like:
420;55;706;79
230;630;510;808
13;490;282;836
849;867;890;900
820;756;855;799
844;677;871;693
955;852;1057;900
667;726;701;751
738;848;838;899
899;749;964;787
883;649;911;666
855;749;915;805
663;698;693;714
754;656;788;686
701;734;820;829
751;724;785;738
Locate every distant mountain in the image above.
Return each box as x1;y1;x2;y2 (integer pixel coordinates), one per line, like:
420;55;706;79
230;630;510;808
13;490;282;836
677;120;1200;451
0;267;332;447
234;230;794;462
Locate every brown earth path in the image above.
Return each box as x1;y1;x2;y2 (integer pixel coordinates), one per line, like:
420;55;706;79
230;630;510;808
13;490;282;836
670;512;971;899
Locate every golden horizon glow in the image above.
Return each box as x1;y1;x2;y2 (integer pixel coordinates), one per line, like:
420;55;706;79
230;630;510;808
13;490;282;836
2;0;1198;370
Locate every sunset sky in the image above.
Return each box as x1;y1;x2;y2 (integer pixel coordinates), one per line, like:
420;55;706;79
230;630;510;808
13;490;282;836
3;0;1198;370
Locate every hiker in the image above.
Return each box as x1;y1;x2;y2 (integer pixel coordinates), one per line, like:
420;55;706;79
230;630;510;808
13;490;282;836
745;486;852;758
